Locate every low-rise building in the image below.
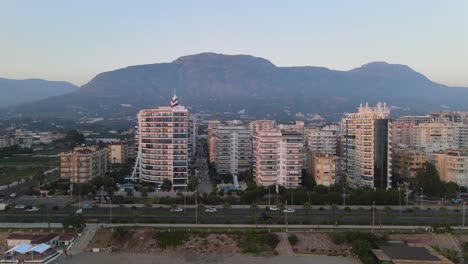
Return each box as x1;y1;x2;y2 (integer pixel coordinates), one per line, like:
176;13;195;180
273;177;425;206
433;149;468;188
0;135;15;149
392;148;427;178
60;146;108;183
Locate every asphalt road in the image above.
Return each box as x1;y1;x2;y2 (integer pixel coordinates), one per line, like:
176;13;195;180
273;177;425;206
196;143;212;194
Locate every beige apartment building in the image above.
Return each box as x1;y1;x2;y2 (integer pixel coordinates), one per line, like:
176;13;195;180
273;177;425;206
414;122;468;153
392;148;427;178
60;146;108;183
309;153;336;186
253;130;303;188
433;149;468;188
305;125;338;155
132;95;189;188
249;119;277;137
392;115;432;146
207;120;221;163
108;142;128;164
342;102;392;189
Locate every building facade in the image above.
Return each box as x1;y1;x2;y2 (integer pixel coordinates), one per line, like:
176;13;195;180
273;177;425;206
305;126;338;155
433;149;468;188
214;125;252;184
392;115;432;146
414;122;468;153
392;148;427;178
253;130;303;188
132;95;189;188
309;153;336;186
60;146;108;183
342;102;392;189
207;120;221;163
108;142;128;164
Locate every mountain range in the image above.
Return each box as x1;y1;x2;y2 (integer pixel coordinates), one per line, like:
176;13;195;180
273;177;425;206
4;53;468;120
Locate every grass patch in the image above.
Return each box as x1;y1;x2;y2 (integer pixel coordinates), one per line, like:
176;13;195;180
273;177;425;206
0;168;38;185
238;232;279;254
153;231;189;249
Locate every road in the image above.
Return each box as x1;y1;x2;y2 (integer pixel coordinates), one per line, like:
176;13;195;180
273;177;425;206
196;142;212;194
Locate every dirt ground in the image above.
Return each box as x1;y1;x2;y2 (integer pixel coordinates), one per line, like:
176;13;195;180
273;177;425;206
290;232;349;255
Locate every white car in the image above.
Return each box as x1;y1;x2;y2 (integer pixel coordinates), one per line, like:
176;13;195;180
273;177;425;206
26;207;40;212
170;207;183;212
14;205;25;209
205;207;217;213
9;193;16;198
269;206;280;211
76;208;83;214
283;208;295;214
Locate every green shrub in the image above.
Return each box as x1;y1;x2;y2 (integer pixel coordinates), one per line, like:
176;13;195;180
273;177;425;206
113;226;131;239
238;232;279;254
288;234;299;246
153;231;189;249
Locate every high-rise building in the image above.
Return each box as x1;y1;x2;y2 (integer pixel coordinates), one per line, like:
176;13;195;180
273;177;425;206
414;122;468;153
253;130;303;188
108;142;128;165
392;116;432;146
305;125;338;155
0;135;14;149
433;149;468;188
207;120;221;163
430;112;468;124
60;146;108;183
132;94;189;189
187;115;197;166
249;120;278;137
342;102;392;189
215;125;252;185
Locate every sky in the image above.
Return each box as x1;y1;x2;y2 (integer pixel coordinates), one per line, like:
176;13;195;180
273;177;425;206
0;1;467;87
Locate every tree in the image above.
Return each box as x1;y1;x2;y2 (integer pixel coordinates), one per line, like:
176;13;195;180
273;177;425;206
62;214;86;232
65;130;85;147
141;188;148;198
161;179;172;192
351;239;372;258
187;176;198;192
303;202;312;215
413;162;444;197
125;188;134;197
444;182;459;199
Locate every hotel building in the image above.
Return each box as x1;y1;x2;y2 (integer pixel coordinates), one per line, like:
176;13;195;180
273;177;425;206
60;146;108;183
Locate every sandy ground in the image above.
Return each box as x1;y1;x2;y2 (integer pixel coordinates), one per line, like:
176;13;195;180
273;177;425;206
57;252;360;264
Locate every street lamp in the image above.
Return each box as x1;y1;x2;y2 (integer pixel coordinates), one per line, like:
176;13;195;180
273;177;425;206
463;201;466;228
372;201;375;228
398;186;402;217
420;188;423;209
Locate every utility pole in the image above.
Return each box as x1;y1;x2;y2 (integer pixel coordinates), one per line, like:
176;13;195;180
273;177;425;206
372;201;375;228
268;186;271;208
109;199;112;224
398;186;401;217
195;185;198;224
463;201;466;227
285;200;288;232
420;188;423;208
343;186;346;209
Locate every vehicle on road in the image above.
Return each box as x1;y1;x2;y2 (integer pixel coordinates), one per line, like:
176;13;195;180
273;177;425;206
170;207;183;212
205;207;217;213
269;206;280;211
26;207;39;212
451;198;462;204
9;193;16;198
82;204;93;209
283;208;295;213
76;208;83;214
14;205;25;209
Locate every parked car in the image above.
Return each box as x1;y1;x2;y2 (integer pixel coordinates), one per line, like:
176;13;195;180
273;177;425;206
9;193;16;198
205;207;217;213
451;198;462;204
170;207;183;212
76;208;83;214
14;204;25;209
269;206;280;211
283;208;295;214
26;207;40;212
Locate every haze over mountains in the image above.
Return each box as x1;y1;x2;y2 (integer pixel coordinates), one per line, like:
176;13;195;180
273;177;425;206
0;78;78;107
4;53;468;120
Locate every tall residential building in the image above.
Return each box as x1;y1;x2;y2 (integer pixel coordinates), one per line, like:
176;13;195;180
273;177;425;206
305;126;338;155
207;120;221;163
392;148;427;178
60;146;108;183
430;112;468;124
215;125;252;185
132;95;189;189
309;153;336;186
0;135;14;149
433;149;468;188
253;130;303;188
249;120;278;137
414;122;468;154
392;115;432;146
187;115;197;166
108;142;128;165
342;102;392;189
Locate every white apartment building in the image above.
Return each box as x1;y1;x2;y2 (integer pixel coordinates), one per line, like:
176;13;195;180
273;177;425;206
60;146;108;183
0;135;14;149
215;125;252;185
342;102;392;189
414;122;468;154
305;125;338;155
249;120;277;137
207;120;221;163
132;95;189;189
392;115;432;146
253;130;303;188
433;149;468;188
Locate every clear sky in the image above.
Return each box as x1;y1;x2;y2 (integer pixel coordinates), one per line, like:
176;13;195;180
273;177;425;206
0;1;467;87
